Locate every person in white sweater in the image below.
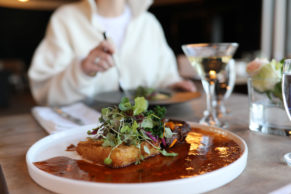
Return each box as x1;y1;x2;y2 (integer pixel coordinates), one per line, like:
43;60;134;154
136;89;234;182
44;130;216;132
28;0;196;106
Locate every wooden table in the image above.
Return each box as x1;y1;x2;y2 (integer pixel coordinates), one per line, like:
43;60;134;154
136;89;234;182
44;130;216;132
1;94;291;194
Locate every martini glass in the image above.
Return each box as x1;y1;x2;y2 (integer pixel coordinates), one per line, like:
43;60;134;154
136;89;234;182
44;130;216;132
214;58;236;117
182;43;238;128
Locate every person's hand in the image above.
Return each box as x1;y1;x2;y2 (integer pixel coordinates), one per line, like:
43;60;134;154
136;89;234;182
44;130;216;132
169;80;197;92
81;40;115;76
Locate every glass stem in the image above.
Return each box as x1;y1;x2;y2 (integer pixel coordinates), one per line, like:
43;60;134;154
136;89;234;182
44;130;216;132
206;81;220;126
205;83;212;115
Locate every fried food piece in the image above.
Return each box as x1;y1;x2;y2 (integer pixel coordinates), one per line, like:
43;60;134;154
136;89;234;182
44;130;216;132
76;139;160;168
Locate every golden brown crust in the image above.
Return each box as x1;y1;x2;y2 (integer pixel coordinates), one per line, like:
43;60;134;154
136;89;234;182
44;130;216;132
76;139;160;168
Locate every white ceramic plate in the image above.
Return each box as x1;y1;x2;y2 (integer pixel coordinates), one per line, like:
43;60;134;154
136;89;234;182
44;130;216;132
26;123;248;194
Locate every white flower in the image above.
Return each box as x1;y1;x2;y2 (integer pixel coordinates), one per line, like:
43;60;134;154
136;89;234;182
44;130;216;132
246;58;269;76
246;58;282;92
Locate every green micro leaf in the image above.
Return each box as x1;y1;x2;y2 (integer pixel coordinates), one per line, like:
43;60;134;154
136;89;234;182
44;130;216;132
143;145;150;154
101;107;110;115
116;135;122;145
102;133;116;147
120;125;131;133
119;97;132;111
164;127;174;138
104;157;112;165
131;120;138;133
135;159;141;165
101;108;110;120
140;154;144;160
160;149;178;157
141;117;153;128
133;97;148;115
152;106;166;119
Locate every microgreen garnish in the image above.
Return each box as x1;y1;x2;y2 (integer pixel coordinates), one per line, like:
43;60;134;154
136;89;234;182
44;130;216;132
104;157;112;165
87;97;177;165
143;145;150;154
160;149;178;157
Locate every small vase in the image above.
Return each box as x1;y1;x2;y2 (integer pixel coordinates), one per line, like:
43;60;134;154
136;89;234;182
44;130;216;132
248;77;291;136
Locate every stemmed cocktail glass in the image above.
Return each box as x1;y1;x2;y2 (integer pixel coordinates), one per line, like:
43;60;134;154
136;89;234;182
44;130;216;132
217;58;237;118
182;43;238;128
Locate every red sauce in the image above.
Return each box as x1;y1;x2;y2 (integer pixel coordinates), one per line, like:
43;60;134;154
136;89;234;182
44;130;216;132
34;128;242;183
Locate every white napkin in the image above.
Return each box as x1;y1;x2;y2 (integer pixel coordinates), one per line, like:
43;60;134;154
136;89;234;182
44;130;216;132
32;102;101;134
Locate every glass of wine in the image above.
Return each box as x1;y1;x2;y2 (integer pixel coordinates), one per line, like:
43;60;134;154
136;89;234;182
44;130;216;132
282;59;291;165
182;43;239;128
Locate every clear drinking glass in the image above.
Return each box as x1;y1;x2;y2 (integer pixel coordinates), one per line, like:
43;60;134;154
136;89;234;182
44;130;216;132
182;43;239;128
282;59;291;165
282;59;291;120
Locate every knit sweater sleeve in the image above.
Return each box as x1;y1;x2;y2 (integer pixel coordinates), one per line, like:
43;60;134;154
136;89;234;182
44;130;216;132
28;7;96;106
